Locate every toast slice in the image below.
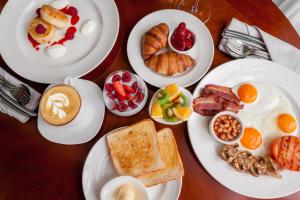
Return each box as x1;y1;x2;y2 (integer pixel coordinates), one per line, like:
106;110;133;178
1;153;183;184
137;128;184;187
107;119;165;177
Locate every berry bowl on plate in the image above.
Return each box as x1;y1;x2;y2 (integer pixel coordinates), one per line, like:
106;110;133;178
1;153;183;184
103;70;148;116
168;22;196;54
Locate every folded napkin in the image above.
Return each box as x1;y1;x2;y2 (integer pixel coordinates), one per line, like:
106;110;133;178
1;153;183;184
219;18;300;73
0;67;40;123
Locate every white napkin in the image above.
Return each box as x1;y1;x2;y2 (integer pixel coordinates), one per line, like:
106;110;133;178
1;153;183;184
219;18;300;73
0;67;40;123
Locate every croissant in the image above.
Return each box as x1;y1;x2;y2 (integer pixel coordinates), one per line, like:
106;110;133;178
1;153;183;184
145;52;196;76
142;23;169;60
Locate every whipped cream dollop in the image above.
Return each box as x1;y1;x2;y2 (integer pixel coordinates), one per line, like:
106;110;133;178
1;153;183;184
46;93;70;119
80;20;96;35
49;0;70;10
45;44;66;58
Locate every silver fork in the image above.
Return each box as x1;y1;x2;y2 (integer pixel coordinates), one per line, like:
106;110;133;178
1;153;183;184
0;75;31;105
226;39;270;60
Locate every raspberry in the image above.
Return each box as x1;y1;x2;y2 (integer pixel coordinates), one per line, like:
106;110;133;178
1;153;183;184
65;32;75;40
122;72;132;82
132;81;138;92
112;74;121;82
105;83;114;92
35;24;46;34
67;6;78;16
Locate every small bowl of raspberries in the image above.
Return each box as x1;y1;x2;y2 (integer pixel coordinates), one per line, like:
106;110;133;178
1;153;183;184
103;70;148;116
169;22;196;53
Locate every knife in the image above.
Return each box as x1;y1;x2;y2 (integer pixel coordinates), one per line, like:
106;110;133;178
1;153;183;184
225;29;266;46
0;88;37;116
0;95;30;118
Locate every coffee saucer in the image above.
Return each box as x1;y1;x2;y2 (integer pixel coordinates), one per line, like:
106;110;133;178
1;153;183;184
37;79;105;145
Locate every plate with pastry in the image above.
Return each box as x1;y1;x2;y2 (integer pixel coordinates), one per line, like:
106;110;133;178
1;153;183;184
127;9;214;88
188;59;300;198
82;119;184;200
0;0;119;83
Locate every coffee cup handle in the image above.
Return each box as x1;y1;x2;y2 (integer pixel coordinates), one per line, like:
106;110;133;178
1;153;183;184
64;77;75;86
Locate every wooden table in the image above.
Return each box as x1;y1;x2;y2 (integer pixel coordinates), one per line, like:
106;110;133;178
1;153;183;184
1;0;300;199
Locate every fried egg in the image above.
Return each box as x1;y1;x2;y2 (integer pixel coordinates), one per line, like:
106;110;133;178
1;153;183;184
232;81;298;155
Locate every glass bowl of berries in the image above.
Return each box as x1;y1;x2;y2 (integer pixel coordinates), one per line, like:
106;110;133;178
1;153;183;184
103;70;148;116
168;22;196;54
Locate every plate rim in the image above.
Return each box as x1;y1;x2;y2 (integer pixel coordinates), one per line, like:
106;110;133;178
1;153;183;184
187;58;300;199
127;8;214;88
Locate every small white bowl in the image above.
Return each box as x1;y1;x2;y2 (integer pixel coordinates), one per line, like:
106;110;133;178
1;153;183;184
208;111;244;144
100;176;151;200
148;87;193;125
168;27;196;55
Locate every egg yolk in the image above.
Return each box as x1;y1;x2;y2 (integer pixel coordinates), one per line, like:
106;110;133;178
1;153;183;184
237;84;257;103
240;128;262;150
277;114;297;133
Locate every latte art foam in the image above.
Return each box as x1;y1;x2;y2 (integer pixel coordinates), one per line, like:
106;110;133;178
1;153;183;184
39;85;81;126
46;93;70;119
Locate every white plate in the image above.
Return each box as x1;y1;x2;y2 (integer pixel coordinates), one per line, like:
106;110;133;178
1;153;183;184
82;127;182;200
127;9;214;88
0;0;119;83
188;59;300;198
148;87;193;125
38;79;105;145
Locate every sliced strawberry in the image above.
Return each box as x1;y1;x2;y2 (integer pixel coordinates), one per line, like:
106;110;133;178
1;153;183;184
123;85;135;93
113;81;126;97
132;81;138;92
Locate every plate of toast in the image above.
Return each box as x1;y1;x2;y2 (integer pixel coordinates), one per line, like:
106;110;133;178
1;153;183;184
127;9;214;88
82;119;184;200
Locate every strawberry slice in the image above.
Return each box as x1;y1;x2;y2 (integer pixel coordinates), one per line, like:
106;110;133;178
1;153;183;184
123;85;135;94
113;81;126;97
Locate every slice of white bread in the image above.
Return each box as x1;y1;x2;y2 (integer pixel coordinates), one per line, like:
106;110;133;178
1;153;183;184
137;128;184;187
107;119;165;177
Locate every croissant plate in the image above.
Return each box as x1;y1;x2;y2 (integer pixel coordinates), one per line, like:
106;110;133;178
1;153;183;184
145;52;196;76
142;23;169;60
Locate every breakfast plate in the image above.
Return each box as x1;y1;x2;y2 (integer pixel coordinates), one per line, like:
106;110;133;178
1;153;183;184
188;59;300;198
0;0;119;83
38;78;105;144
127;9;214;88
82;127;182;200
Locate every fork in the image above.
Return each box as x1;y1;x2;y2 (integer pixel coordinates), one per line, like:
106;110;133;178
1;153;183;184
0;75;31;105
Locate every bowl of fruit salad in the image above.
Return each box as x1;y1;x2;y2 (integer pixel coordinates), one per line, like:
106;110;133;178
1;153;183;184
149;83;193;125
103;70;148;116
169;22;196;54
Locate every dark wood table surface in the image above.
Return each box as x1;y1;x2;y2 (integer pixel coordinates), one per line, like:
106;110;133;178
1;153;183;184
1;0;300;199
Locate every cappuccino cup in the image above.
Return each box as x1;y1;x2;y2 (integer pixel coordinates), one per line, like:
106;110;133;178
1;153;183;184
39;78;81;126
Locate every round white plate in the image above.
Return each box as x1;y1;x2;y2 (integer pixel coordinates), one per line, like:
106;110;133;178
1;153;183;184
188;59;300;198
38;79;105;145
127;9;214;88
82;127;182;200
0;0;119;83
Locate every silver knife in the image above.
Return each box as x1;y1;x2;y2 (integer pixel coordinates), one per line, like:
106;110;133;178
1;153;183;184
225;29;266;46
0;95;30;118
0;88;37;116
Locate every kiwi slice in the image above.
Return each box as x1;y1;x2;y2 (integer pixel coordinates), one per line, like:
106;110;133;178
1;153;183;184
173;92;188;107
157;89;169;105
161;103;178;122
